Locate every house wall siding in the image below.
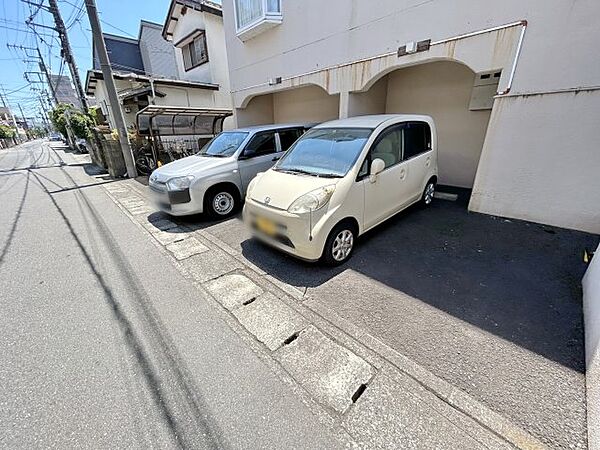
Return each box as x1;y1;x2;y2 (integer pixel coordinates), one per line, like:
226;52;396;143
172;10;212;83
139;23;180;79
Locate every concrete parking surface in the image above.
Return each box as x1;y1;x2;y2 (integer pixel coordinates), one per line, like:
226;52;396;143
164;187;598;449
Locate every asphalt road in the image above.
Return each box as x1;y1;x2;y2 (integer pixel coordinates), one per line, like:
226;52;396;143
0;141;343;449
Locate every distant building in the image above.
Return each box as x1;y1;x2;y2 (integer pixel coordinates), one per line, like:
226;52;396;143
50;74;82;109
0;106;27;138
0;106;12;124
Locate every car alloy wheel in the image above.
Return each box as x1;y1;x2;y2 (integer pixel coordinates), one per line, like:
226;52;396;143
424;182;435;205
213;192;235;216
332;229;354;262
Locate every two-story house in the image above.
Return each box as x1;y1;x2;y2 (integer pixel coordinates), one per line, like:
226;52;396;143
85;6;232;136
220;0;600;235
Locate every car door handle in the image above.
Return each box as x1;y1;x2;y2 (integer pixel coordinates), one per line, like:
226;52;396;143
271;156;281;162
425;156;431;167
399;168;407;180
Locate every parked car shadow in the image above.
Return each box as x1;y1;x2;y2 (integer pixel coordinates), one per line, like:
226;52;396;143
241;191;598;372
144;210;227;234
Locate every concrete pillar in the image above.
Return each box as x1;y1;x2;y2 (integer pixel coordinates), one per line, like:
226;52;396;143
338;91;350;119
583;243;600;450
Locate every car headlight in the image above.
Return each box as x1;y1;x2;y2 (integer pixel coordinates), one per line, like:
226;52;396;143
166;175;194;191
288;185;336;214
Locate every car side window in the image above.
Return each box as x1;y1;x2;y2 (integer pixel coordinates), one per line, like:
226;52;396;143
243;132;277;158
278;128;303;152
370;126;403;169
402;122;432;160
357;157;370;178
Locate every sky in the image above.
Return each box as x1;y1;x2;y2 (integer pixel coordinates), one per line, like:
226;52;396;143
0;0;175;124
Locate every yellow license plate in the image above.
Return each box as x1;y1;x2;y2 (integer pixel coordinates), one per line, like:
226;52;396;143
256;216;277;236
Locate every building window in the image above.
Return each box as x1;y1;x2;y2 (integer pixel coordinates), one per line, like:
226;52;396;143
181;31;208;71
234;0;282;41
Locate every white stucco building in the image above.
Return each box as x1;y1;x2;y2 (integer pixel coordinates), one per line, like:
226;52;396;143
221;0;600;235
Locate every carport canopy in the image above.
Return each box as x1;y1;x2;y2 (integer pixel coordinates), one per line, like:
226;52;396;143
136;105;233;137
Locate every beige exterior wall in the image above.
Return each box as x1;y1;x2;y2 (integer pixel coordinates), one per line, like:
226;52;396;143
385;62;491;188
583;245;600;450
236;93;274;127
221;0;600;233
237;85;339;127
273;86;339;124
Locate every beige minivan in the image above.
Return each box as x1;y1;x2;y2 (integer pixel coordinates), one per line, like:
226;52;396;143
243;114;438;265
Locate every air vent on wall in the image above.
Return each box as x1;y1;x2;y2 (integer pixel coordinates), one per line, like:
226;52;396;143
469;70;502;110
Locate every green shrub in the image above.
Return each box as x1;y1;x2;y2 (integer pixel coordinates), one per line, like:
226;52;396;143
0;124;16;139
50;103;94;139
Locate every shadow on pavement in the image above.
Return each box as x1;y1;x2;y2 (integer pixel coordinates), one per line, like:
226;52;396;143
239;192;597;373
139;185;598;373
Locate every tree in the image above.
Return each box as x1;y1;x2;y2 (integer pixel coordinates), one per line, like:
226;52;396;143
49;103;94;139
0;124;16;139
30;126;47;138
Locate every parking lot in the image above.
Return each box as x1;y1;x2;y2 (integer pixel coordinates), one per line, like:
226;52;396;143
158;186;598;448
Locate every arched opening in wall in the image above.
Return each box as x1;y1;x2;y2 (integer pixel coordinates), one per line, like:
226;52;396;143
350;60;496;190
236;85;340;127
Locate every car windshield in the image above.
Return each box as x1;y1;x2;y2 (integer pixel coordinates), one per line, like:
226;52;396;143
275;128;373;177
197;132;248;158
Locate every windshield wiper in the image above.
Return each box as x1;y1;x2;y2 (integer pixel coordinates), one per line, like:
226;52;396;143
275;167;316;176
199;153;228;158
278;168;342;178
315;172;342;178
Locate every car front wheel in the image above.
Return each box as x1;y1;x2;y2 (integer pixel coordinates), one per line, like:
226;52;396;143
322;223;356;266
205;187;238;219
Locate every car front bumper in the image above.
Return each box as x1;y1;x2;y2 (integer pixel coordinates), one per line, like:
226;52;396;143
243;198;330;261
149;181;203;216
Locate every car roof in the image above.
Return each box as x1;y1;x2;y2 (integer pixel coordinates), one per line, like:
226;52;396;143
314;114;432;129
229;123;315;133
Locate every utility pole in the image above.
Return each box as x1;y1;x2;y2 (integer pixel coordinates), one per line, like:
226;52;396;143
84;0;136;177
24;45;77;148
38;96;51;128
18;103;30;140
47;0;89;111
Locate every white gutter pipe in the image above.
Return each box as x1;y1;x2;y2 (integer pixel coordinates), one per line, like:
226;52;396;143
495;20;528;96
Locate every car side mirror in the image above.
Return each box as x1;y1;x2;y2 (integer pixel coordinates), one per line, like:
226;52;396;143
369;158;385;183
239;150;255;160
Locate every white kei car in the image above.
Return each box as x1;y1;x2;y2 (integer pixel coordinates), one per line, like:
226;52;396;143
243;114;438;265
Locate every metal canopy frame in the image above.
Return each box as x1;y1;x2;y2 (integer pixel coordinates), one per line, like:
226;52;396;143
136;104;232;137
136;105;233;166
